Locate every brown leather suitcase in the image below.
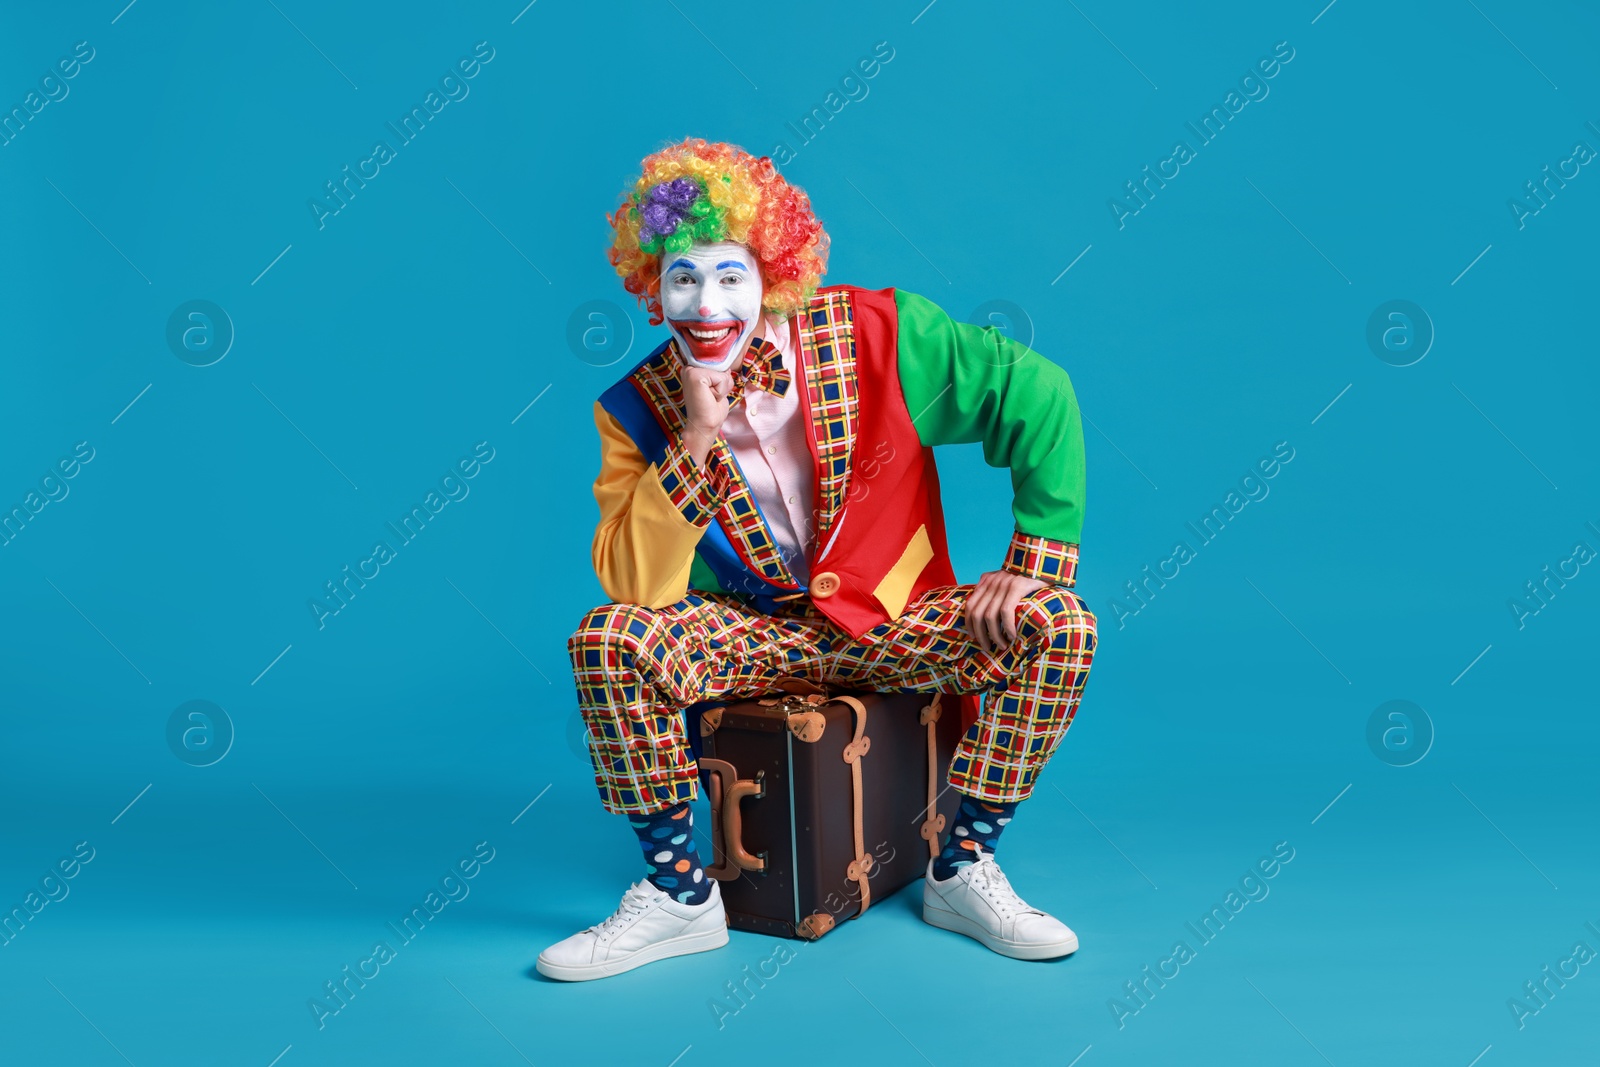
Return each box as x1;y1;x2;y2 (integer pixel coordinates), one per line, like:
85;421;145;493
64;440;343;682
697;687;963;940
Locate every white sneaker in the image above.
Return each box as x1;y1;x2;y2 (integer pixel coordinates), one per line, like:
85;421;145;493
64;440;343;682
923;850;1079;960
536;879;729;981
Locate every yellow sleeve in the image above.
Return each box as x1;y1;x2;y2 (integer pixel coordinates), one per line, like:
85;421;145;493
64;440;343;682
590;402;729;607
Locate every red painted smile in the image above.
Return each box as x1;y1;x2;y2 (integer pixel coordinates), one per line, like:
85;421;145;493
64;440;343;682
671;318;746;364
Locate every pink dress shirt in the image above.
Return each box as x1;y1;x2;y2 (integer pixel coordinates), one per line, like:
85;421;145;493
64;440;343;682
719;315;816;584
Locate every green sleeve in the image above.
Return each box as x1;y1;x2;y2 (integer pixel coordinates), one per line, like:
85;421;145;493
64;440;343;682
894;289;1086;545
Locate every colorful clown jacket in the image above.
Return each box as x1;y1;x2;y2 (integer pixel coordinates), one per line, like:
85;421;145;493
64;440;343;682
590;285;1086;640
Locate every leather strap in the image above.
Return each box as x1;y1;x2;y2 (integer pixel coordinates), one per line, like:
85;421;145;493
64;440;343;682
771;676;830;698
919;695;945;858
835;694;873;913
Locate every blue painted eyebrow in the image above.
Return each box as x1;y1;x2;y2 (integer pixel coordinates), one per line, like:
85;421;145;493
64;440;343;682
667;259;697;271
715;260;750;271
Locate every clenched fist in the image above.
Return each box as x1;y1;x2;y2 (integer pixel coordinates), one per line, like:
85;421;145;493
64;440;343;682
681;367;736;468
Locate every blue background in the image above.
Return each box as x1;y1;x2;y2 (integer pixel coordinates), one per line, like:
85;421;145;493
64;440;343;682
2;1;1596;1063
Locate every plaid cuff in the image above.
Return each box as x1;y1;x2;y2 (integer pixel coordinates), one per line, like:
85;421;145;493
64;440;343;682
1002;530;1080;587
656;436;730;528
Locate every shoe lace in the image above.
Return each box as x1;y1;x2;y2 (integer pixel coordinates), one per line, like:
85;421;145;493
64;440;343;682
967;851;1041;919
587;881;658;940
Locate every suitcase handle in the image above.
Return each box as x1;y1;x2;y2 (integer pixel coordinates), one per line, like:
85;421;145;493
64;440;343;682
701;759;766;877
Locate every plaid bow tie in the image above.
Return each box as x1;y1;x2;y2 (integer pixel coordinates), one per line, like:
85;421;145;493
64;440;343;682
728;335;791;402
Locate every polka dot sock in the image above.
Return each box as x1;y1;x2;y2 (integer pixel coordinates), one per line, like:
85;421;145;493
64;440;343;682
628;802;710;905
931;795;1020;881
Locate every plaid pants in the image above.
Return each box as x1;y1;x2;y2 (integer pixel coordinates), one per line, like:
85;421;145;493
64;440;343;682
568;584;1096;815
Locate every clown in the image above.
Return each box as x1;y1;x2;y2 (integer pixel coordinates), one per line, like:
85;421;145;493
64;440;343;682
538;140;1096;981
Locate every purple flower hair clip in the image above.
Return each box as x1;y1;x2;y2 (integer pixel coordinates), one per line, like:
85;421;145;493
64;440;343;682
637;178;701;245
634;176;725;255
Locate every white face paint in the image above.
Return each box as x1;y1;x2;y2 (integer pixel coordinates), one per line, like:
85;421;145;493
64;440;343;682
659;241;764;371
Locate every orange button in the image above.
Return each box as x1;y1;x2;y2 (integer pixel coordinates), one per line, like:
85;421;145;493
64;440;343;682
810;571;840;598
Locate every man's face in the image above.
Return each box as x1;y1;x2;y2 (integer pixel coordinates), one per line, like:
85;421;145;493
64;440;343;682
659;241;763;370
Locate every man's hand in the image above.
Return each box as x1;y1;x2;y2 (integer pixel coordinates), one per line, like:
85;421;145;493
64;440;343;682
681;367;735;468
963;569;1048;654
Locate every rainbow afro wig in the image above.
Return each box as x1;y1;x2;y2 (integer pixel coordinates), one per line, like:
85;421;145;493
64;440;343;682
609;139;829;324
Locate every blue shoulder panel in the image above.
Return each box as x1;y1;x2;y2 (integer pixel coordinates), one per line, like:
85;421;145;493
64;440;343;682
598;343;671;466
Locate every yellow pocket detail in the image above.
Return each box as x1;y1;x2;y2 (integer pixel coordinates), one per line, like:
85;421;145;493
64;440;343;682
871;523;934;620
